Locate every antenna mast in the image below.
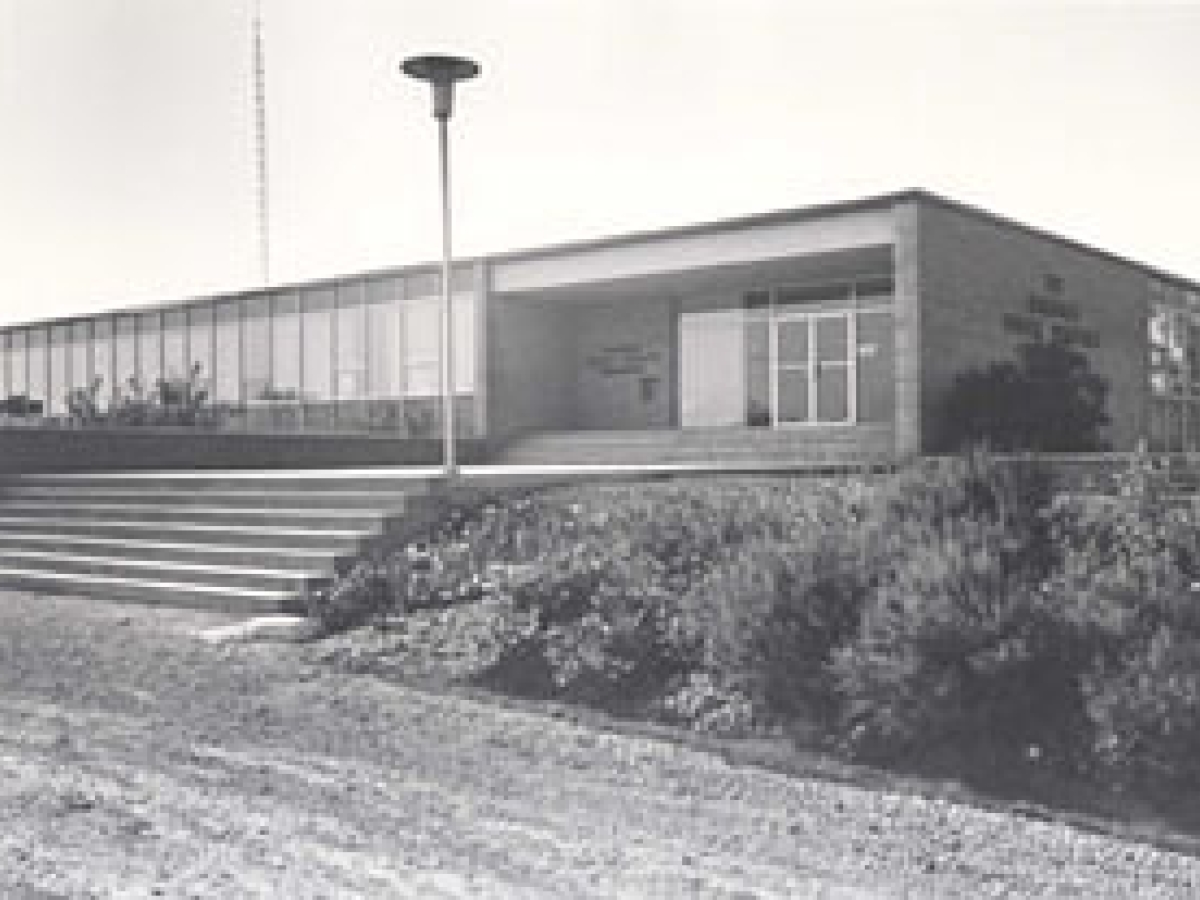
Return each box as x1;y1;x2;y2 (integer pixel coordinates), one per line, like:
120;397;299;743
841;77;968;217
252;0;270;285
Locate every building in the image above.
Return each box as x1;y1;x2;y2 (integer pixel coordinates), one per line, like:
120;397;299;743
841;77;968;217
1;189;1197;472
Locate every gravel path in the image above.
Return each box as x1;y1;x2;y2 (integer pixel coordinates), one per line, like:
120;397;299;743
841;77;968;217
1;593;1198;898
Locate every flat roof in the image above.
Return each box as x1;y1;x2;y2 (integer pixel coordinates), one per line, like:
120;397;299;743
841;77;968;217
4;188;1198;332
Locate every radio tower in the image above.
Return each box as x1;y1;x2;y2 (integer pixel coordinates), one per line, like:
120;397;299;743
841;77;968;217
252;0;270;285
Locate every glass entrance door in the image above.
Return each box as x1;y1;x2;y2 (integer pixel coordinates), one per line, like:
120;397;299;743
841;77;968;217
771;312;853;425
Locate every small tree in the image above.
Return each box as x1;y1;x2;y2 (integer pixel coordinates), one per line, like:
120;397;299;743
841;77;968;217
938;338;1109;452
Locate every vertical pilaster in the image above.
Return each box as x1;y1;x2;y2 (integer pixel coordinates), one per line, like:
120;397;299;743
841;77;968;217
474;260;490;439
667;294;681;427
892;199;923;459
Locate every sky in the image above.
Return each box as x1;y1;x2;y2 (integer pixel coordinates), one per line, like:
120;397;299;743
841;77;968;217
1;0;1198;325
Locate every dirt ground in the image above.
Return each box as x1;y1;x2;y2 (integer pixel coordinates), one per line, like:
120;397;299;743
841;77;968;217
2;593;1199;898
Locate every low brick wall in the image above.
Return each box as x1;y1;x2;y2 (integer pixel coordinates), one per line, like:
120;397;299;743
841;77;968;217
0;426;489;473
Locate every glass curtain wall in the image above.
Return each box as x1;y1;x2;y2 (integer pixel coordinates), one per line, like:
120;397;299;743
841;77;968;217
1148;292;1200;451
0;268;479;434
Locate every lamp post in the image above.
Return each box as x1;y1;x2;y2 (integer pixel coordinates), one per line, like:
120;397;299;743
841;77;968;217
401;54;480;480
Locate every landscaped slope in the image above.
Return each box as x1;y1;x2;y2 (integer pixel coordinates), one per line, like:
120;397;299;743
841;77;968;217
312;452;1200;828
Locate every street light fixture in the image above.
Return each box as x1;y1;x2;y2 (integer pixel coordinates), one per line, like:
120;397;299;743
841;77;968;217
401;53;481;480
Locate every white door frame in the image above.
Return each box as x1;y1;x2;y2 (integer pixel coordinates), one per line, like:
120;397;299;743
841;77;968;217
769;309;856;427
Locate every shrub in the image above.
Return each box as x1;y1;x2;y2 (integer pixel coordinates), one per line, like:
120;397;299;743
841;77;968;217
1048;449;1200;784
828;452;1073;762
65;362;218;428
938;338;1109;452
483;479;853;713
304;559;393;633
653;671;762;735
1084;627;1200;785
66;376;105;425
312;477;838;716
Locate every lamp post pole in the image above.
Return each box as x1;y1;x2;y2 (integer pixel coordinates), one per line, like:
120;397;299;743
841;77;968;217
401;54;480;480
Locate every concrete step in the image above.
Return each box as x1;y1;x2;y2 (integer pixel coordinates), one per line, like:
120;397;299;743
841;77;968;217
3;468;439;493
0;549;332;594
0;467;447;613
496;427;896;467
0;503;390;529
0;566;300;615
0;516;373;550
0;487;414;511
0;532;350;573
500;444;893;466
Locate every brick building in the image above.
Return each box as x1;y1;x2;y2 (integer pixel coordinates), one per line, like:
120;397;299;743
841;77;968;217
1;190;1196;470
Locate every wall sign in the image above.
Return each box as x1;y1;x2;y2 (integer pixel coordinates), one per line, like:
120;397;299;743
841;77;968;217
586;344;664;377
1002;273;1100;349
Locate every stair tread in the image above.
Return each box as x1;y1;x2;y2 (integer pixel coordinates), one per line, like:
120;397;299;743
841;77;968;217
0;548;329;579
0;503;385;516
0;489;412;499
0;516;373;537
5;467;442;481
0;566;294;598
0;533;345;557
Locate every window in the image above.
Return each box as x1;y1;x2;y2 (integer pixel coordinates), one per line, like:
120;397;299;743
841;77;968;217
301;289;334;402
776;283;849;311
70;320;93;402
857;310;894;423
242;296;271;404
163;310;187;380
92;319;113;409
9;331;26;402
49;325;70;415
271;293;301;401
403;295;440;397
367;278;402;399
1149;302;1200;450
26;328;46;413
335;282;369;400
114;316;137;399
856;277;894;307
187;305;214;393
745;318;770;426
138;312;161;392
213;301;241;407
0;333;8;400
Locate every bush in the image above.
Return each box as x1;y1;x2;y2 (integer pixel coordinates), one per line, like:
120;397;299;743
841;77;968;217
1084;627;1200;785
63;362;219;428
828;452;1073;762
304;559;393;633
938;338;1109;452
482;479;862;714
1049;450;1200;784
311;448;1200;795
313;477;834;715
653;671;762;735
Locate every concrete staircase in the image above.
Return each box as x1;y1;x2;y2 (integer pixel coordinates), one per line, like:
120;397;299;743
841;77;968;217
495;426;897;469
0;469;440;614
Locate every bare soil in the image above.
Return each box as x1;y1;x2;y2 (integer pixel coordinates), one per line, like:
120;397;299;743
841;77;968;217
1;593;1199;898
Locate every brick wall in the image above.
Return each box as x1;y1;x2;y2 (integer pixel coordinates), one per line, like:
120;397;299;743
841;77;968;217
486;296;579;437
0;427;488;473
916;200;1152;451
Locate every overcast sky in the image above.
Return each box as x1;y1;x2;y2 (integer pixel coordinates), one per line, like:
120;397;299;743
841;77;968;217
1;0;1198;325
